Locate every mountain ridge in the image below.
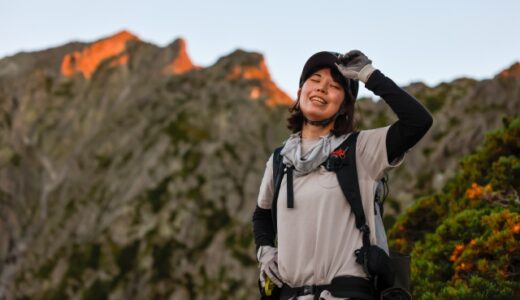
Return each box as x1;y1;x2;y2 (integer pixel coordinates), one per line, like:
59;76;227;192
0;31;519;299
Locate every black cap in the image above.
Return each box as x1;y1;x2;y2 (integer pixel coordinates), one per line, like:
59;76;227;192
298;51;359;102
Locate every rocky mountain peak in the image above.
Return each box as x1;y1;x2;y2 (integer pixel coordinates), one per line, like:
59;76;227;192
161;38;197;75
223;50;293;107
60;30;139;78
497;61;520;79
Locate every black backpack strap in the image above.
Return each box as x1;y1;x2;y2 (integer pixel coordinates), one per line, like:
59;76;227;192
334;132;371;245
271;146;285;235
333;131;379;283
286;166;295;208
334;133;365;226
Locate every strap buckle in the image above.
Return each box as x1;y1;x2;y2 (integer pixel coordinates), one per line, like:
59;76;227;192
360;224;370;234
301;285;316;295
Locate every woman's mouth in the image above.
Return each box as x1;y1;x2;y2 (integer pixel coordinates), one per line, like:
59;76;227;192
310;96;327;105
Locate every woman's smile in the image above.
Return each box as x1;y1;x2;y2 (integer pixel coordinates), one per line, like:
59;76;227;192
310;96;327;105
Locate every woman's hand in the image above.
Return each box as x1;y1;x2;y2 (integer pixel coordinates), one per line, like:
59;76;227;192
335;50;377;83
257;245;283;288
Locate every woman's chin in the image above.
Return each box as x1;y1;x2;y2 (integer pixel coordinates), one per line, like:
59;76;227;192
303;112;334;122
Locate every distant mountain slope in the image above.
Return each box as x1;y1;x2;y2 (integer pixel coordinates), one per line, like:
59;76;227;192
0;31;291;299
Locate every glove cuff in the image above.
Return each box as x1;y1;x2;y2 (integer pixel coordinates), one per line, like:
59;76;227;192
358;64;377;83
257;245;277;262
257;246;263;261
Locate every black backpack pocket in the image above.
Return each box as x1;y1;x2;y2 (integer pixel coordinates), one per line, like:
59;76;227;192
356;245;395;291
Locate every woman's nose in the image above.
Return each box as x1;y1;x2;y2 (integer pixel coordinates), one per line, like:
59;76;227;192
316;83;327;93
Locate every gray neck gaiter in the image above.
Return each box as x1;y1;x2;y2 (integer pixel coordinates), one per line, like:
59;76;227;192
280;131;350;177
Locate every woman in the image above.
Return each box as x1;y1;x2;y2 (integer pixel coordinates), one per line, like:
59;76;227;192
252;50;433;300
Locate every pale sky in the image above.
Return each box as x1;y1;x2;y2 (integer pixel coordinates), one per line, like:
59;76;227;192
1;0;519;98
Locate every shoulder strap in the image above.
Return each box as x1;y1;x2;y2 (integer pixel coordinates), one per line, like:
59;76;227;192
335;131;365;229
333;132;374;277
272;146;284;186
271;146;285;234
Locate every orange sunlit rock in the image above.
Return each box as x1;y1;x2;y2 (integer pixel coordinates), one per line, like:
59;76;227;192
497;62;520;79
61;30;139;78
227;57;294;107
250;87;261;99
162;38;197;75
265;83;294;107
109;54;129;67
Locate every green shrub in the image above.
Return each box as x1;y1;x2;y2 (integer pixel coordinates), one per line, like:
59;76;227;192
389;116;520;299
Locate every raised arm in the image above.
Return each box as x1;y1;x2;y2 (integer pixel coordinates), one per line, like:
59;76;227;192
336;50;433;164
365;69;433;164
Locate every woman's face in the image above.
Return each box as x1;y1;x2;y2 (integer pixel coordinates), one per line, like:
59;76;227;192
298;68;345;122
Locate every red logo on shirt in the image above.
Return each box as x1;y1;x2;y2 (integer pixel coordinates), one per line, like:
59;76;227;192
331;149;346;158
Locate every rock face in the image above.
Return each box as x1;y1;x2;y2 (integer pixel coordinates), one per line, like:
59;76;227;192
0;30;291;299
497;61;520;79
0;30;518;299
226;56;293;107
161;38;197;75
61;30;139;78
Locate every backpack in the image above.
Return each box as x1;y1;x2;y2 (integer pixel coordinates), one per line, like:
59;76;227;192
270;131;411;298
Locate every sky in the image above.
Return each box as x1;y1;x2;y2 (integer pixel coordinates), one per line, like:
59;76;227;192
1;0;519;99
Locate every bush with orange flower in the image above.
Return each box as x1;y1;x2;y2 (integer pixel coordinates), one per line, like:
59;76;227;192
388;116;520;299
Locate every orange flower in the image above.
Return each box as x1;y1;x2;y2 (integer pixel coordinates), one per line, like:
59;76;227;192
458;262;472;271
449;254;457;262
513;224;520;234
466;183;482;199
465;182;493;200
460;263;471;271
449;243;465;262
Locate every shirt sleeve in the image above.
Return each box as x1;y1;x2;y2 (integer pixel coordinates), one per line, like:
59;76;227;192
257;154;274;209
357;125;406;181
364;69;433;165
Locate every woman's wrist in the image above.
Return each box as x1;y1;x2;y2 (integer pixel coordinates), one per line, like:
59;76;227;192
358;64;377;83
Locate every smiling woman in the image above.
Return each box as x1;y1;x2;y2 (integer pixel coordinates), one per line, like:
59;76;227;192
298;68;345;130
286;52;358;139
252;50;433;300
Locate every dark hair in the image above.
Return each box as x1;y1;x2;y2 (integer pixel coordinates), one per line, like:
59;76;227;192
287;66;357;136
